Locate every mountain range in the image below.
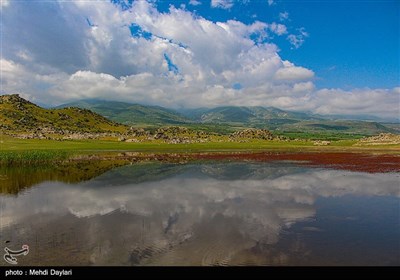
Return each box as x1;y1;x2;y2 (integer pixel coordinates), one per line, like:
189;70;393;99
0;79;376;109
1;94;398;138
57;99;399;136
57;99;189;126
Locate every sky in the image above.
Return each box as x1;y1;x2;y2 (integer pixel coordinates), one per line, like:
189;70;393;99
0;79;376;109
1;0;399;119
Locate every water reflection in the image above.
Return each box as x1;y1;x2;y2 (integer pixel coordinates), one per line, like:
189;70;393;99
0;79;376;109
0;160;128;194
0;162;399;265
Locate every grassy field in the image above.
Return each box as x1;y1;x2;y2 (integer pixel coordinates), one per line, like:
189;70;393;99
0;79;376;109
0;150;69;166
1;134;399;152
275;131;367;141
1;134;399;166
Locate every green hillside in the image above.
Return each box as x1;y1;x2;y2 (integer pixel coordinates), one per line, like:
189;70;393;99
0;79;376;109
182;106;316;126
274;120;398;140
53;100;398;138
181;106;397;138
57;100;191;126
0;94;128;134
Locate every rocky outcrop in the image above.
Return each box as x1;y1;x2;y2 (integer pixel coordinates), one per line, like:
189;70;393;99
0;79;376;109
129;127;151;137
120;126;214;144
356;133;400;145
313;140;331;146
0;94;37;107
154;126;190;140
229;128;285;141
6;125;288;143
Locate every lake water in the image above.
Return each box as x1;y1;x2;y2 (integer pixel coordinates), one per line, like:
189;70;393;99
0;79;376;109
1;160;399;265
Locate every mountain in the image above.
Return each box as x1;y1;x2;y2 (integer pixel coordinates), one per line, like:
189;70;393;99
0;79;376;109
274;119;398;136
56;99;191;126
55;100;397;136
0;94;127;134
181;106;318;126
181;106;397;135
56;100;320;127
313;113;399;123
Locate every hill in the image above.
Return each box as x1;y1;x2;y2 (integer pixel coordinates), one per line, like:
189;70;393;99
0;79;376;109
180;106;397;137
56;100;190;126
56;101;319;128
0;94;128;137
55;100;398;138
273;119;398;140
181;106;317;127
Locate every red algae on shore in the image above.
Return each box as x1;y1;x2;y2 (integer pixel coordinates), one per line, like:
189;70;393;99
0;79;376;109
192;152;400;173
77;151;400;173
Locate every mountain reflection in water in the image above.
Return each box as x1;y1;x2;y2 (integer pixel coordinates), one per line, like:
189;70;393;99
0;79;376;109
0;161;399;266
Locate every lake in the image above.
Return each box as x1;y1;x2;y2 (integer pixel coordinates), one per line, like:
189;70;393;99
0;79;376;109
1;156;399;265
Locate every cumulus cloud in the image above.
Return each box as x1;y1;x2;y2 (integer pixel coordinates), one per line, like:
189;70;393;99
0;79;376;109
0;0;396;119
211;0;233;9
268;22;287;35
274;61;314;81
279;11;289;21
268;0;275;6
311;88;400;117
1;1;88;74
287;27;309;49
189;0;202;6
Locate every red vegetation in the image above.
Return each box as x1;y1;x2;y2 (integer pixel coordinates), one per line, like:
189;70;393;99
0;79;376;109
192;152;400;173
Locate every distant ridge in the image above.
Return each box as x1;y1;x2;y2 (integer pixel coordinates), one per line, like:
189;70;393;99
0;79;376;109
54;99;398;136
56;99;321;127
2;94;395;138
56;99;191;126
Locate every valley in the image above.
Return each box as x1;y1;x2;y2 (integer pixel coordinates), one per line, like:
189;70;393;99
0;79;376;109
1;94;399;164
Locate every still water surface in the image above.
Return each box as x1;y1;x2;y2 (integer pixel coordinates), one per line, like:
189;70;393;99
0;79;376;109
1;161;399;265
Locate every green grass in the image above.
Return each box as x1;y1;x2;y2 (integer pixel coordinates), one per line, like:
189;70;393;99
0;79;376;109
0;94;128;134
1;134;399;166
275;131;367;141
0;150;69;166
0;137;311;151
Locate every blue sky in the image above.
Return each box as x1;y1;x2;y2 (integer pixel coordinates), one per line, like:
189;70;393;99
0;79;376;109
154;0;399;89
276;1;399;89
1;0;399;118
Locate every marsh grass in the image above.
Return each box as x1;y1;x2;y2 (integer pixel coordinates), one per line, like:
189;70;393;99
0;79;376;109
0;150;69;166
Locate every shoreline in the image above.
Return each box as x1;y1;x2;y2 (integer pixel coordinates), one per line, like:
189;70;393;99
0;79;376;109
1;149;399;173
1;135;399;152
1;135;400;171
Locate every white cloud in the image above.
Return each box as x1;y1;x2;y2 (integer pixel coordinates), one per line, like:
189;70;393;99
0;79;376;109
274;61;314;81
268;0;275;6
311;88;400;117
211;0;233;9
279;11;289;21
0;0;9;7
0;0;396;119
189;0;202;5
287;27;309;49
268;22;287;35
293;81;315;93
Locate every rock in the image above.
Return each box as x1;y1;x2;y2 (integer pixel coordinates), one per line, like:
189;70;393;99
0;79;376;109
313;140;331;146
229;128;275;140
357;133;400;145
128;127;150;137
125;138;139;143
